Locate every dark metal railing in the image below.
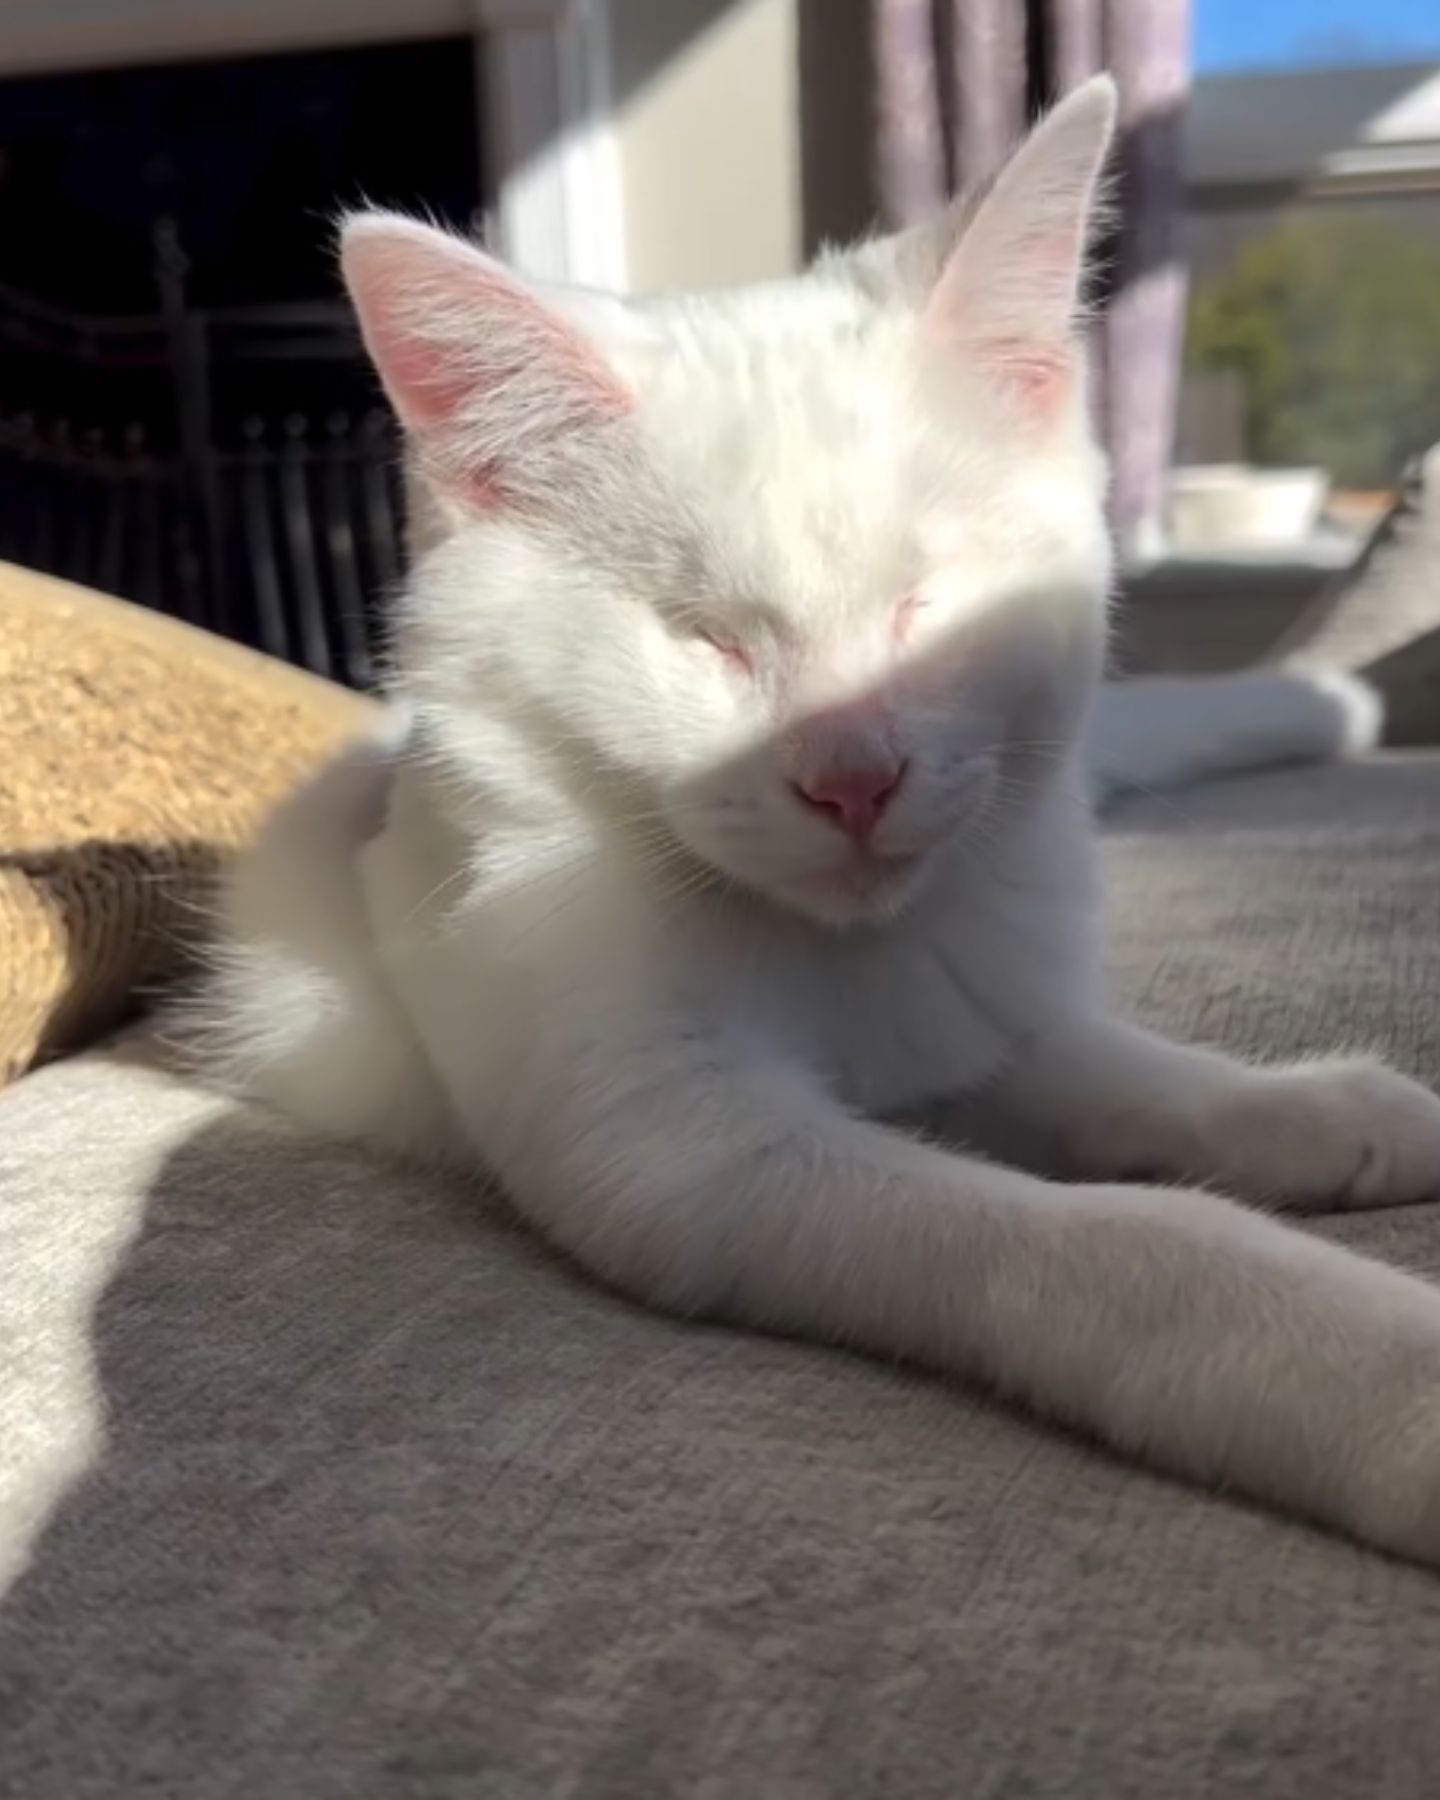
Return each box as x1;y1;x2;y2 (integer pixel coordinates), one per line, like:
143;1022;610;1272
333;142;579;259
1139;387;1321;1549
226;409;402;688
0;221;405;687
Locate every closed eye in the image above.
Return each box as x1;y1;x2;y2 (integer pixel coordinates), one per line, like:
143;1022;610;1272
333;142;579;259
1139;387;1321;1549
894;593;925;643
696;628;754;676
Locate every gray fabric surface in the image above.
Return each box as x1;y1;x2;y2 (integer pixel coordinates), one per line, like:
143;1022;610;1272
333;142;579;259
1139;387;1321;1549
3;755;1440;1797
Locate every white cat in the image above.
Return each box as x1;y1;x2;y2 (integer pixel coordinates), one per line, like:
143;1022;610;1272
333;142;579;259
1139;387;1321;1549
193;79;1440;1565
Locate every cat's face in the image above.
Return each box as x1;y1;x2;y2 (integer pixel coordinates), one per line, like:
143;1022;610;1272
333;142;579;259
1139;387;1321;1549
343;79;1116;927
568;316;1109;925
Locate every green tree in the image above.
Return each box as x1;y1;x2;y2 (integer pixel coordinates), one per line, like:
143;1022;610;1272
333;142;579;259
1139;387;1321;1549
1186;214;1440;487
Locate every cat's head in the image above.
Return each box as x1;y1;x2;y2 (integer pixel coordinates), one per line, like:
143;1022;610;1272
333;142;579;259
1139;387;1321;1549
343;78;1116;927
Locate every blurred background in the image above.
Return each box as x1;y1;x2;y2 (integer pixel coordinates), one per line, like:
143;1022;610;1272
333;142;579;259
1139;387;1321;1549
1;0;1438;686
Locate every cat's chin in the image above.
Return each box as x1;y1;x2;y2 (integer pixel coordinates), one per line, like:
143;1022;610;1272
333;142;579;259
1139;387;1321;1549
776;849;928;929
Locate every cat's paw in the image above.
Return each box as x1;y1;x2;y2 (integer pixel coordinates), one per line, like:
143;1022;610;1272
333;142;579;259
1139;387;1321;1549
1215;1059;1440;1210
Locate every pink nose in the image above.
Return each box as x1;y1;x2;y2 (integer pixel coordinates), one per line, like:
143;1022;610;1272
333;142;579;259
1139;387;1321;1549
791;761;907;840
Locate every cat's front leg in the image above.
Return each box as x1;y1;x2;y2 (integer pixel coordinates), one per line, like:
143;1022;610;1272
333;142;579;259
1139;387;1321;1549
471;1026;1440;1566
988;1014;1440;1211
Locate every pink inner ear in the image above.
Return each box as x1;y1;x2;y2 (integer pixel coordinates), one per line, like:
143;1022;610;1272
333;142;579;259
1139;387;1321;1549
368;320;476;435
975;336;1074;408
345;227;630;504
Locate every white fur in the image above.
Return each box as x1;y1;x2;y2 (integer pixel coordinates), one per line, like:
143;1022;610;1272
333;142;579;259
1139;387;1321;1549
189;80;1440;1566
1088;665;1383;802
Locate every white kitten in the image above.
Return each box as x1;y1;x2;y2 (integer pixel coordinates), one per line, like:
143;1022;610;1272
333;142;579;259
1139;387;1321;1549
193;79;1440;1565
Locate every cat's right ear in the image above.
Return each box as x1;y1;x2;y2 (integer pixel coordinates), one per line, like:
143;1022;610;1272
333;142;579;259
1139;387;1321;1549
340;212;632;510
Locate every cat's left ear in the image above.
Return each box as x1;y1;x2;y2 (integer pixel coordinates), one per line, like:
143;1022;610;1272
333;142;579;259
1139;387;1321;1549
340;212;632;511
837;79;1115;414
925;76;1116;414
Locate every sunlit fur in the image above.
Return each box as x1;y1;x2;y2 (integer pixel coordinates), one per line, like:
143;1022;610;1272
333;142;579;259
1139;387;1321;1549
394;261;1109;930
190;80;1440;1569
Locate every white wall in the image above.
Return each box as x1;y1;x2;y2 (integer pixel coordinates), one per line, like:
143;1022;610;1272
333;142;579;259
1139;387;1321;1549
607;0;802;292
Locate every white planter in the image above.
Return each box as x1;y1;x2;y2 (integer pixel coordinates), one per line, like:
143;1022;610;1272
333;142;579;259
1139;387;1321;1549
1167;465;1331;552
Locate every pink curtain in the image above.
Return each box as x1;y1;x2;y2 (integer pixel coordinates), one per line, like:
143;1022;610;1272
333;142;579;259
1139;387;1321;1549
873;0;1193;552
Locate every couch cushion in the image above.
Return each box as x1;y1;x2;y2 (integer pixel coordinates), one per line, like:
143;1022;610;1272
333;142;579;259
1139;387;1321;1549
2;755;1440;1799
1105;752;1440;1076
0;562;371;1086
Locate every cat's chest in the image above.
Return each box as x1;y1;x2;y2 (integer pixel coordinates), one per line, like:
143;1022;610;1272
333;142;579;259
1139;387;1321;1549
688;885;1092;1115
784;940;1016;1110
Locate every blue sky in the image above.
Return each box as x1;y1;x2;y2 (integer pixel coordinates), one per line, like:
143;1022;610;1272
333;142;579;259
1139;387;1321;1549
1197;0;1440;72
